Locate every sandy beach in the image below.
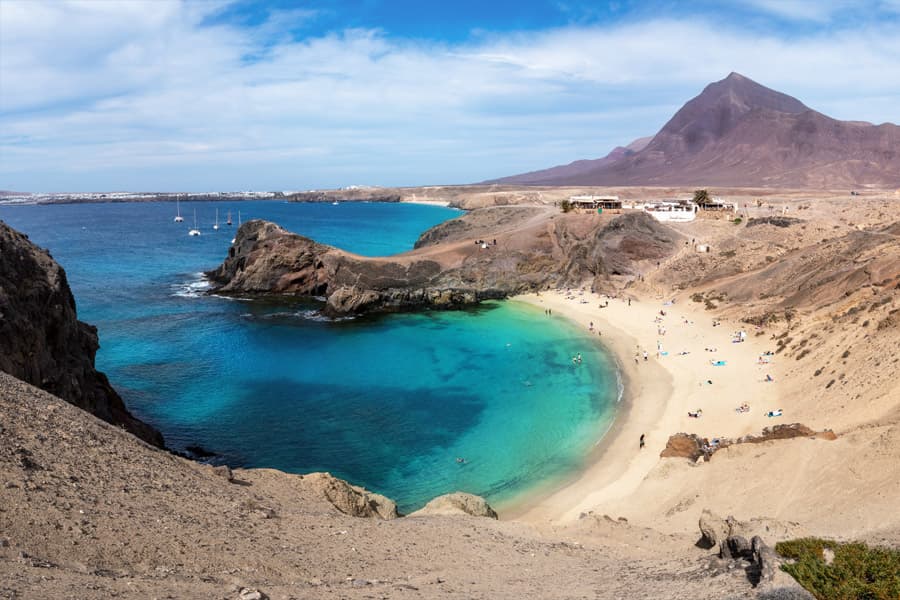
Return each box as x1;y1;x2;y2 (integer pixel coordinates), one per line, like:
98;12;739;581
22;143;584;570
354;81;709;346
400;198;453;207
510;289;784;524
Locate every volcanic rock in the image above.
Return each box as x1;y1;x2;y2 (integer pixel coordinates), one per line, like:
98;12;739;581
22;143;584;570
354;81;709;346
207;210;681;315
0;221;163;447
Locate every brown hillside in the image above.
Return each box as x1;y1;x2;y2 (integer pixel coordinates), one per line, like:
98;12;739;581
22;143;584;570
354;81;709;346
492;73;900;189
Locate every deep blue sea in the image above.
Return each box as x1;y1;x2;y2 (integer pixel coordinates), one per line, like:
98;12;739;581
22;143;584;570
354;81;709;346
1;200;618;512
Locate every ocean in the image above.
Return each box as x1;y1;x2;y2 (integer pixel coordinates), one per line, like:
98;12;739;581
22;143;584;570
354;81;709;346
1;200;618;512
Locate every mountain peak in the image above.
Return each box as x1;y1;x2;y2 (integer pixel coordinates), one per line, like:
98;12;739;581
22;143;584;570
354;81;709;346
489;73;900;188
651;73;810;153
701;72;809;114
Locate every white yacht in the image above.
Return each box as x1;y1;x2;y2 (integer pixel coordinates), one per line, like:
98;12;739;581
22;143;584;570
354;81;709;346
188;210;201;236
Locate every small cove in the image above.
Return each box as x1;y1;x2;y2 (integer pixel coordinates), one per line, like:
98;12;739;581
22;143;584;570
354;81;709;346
1;200;618;512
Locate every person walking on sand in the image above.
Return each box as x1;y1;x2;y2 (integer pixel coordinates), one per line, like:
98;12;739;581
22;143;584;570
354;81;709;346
639;434;645;449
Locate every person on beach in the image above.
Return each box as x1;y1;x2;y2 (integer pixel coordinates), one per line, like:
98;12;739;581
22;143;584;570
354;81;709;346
643;351;648;361
639;434;645;449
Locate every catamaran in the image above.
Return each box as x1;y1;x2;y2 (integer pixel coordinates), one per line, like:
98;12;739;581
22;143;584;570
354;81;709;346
226;210;232;226
213;208;219;231
174;198;184;223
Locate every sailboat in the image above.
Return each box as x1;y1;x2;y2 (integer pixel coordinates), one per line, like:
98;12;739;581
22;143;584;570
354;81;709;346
213;208;219;231
174;198;184;223
226;210;232;226
188;210;201;236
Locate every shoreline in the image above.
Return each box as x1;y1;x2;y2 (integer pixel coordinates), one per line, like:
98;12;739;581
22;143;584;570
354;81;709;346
400;198;453;207
498;292;673;522
502;290;780;525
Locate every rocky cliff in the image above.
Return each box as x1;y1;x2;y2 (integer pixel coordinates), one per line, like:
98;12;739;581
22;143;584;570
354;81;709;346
0;221;163;447
206;210;682;314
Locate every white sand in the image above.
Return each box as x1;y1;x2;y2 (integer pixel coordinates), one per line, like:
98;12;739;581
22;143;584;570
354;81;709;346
509;290;784;524
400;199;452;207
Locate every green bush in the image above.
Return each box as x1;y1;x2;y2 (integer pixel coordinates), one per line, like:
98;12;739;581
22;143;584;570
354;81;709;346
733;217;743;225
776;537;900;600
560;199;573;213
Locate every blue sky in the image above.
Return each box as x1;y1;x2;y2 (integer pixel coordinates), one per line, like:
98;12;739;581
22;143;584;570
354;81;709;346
1;0;899;192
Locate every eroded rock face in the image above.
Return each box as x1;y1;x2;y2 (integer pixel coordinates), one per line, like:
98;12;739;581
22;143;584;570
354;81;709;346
302;472;400;520
207;211;682;315
0;222;163;447
411;492;499;519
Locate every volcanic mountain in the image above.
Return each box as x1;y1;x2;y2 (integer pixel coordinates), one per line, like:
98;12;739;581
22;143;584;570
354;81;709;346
492;72;900;188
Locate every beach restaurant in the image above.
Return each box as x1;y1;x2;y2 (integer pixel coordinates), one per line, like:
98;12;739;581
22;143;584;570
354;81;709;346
569;195;622;210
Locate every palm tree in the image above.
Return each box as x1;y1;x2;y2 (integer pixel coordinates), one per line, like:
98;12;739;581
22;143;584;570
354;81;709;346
693;189;710;206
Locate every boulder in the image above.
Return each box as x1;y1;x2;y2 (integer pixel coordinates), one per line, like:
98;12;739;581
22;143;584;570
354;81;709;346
411;492;499;519
661;433;707;461
698;508;729;549
726;535;753;560
303;472;399;520
238;588;268;600
752;536;778;584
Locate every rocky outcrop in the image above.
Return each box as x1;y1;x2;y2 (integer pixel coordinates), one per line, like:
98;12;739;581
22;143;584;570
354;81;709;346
0;222;163;447
207;210;682;315
411;492;499;519
661;433;707;461
302;472;400;520
663;424;836;462
206;220;511;315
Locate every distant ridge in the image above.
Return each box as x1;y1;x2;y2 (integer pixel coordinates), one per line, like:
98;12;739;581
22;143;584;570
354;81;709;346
490;73;900;188
498;136;652;185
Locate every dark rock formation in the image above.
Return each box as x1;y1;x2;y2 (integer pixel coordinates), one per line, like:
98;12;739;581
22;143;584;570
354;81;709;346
726;535;753;560
0;221;163;447
207;210;682;315
752;536;778;584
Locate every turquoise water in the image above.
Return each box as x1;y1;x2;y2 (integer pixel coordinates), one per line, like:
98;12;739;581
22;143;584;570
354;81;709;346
0;200;618;512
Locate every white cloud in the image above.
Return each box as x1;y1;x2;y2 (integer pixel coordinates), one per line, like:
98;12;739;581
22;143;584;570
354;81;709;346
1;1;899;191
735;0;853;22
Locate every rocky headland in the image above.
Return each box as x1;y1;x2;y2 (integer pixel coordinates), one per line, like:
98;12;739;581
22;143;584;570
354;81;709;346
0;221;163;447
206;207;681;315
